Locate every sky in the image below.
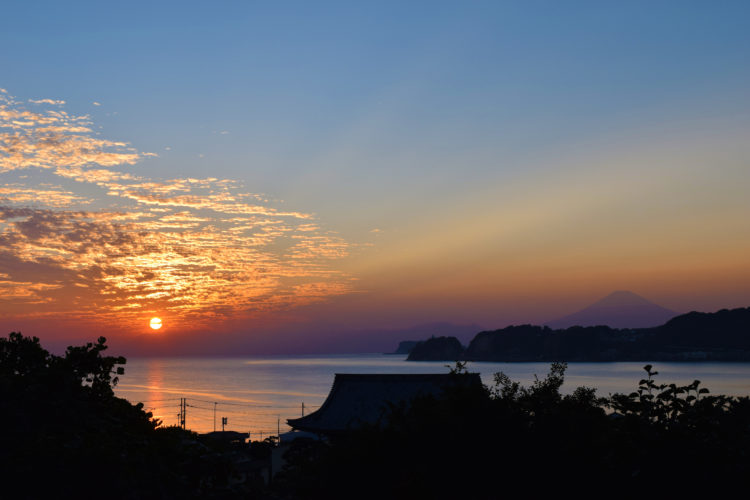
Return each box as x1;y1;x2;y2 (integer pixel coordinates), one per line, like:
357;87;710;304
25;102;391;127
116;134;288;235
2;1;750;354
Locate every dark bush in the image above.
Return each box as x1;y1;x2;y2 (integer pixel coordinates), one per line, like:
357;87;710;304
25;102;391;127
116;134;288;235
275;362;750;498
0;332;256;499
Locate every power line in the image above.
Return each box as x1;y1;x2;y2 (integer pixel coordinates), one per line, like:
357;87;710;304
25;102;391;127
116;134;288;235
185;397;313;408
135;398;181;403
133;395;323;434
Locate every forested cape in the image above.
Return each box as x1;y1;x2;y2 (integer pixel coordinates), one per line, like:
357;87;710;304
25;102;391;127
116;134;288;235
408;306;750;361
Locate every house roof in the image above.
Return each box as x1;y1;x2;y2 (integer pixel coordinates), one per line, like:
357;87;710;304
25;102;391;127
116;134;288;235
287;373;482;434
201;431;248;443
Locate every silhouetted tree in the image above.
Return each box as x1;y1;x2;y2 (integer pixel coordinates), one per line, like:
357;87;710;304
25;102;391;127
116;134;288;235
274;362;750;498
0;332;258;499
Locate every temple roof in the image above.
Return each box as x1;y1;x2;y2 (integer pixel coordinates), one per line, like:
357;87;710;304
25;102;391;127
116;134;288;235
287;373;482;434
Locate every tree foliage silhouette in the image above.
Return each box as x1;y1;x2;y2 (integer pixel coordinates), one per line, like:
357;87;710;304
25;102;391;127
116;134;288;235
0;332;257;499
276;362;750;499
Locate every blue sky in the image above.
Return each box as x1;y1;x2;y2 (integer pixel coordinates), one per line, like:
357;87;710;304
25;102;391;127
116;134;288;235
6;2;748;190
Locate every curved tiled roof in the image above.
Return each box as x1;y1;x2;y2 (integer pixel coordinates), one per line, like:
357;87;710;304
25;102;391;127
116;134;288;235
287;373;482;434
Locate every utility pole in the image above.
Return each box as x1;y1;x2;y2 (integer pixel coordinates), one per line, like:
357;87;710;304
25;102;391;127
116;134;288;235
277;417;280;438
222;416;227;432
213;402;217;432
301;401;305;417
179;398;186;429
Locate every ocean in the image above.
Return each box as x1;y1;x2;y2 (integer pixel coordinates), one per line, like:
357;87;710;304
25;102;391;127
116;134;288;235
114;354;750;436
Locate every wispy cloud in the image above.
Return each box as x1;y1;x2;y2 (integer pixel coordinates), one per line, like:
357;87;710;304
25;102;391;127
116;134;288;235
1;92;142;172
0;91;355;331
29;98;66;106
0;184;90;208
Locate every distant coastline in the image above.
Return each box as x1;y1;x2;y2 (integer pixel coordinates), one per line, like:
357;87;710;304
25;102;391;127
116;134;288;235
407;306;750;362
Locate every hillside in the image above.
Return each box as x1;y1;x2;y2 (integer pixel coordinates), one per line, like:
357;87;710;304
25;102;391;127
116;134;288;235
407;306;750;362
407;336;464;361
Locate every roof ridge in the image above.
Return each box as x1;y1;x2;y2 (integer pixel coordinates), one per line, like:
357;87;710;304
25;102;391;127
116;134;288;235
288;372;483;434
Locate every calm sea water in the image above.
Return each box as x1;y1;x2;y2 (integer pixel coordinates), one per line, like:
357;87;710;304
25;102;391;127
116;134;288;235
114;354;750;436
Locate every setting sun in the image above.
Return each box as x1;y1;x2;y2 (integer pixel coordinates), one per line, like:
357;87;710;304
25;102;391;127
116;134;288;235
149;317;162;330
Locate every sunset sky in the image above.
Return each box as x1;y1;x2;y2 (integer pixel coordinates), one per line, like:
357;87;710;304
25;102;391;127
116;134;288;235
2;1;750;354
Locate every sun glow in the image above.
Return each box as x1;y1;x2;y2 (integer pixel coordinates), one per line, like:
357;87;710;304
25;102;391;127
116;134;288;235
149;317;162;330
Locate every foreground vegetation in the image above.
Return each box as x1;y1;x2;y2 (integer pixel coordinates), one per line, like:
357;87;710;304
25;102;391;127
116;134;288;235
0;333;268;499
2;332;749;498
277;361;750;498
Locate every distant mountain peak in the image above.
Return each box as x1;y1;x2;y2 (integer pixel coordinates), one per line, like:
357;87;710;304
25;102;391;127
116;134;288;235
545;291;678;329
588;290;655;306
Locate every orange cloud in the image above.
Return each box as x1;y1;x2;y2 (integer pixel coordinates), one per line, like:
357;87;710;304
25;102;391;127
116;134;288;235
0;91;356;333
0;185;90;207
28;99;66;106
1;92;142;172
